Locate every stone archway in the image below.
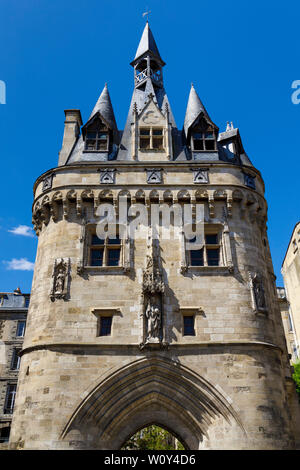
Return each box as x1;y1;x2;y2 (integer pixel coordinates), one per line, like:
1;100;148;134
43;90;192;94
61;356;245;450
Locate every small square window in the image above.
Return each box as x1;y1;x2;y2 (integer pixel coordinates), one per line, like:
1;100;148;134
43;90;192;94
99;317;112;336
205;234;218;245
183;316;195;336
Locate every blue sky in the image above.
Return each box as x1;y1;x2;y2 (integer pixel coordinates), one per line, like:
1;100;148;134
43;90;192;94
0;0;299;293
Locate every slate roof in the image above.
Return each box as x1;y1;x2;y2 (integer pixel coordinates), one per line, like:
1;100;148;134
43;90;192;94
64;23;253;167
131;22;165;65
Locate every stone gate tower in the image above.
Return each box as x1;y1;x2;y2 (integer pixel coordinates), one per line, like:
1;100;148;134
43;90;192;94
10;23;300;449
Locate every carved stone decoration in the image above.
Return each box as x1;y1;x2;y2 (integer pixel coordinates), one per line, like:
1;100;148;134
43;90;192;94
42;174;54;192
243;172;256;189
99;169;116;184
50;258;70;301
249;272;267;314
192;168;209;184
146;168;162;184
140;235;166;349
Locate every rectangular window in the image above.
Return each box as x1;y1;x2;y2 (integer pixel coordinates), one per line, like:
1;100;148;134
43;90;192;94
139;127;164;150
190;248;204;266
11;349;21;370
4;384;17;414
192;130;216;151
89;230;122;268
85;131;108;151
99;317;112;336
183;316;195;336
187;230;221;267
16;320;26;338
0;426;11;443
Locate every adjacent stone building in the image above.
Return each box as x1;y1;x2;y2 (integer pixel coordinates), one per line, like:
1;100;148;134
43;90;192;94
277;287;298;363
0;289;29;448
9;23;300;449
282;222;300;361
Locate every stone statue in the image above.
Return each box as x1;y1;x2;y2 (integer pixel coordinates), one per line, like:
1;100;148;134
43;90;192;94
253;275;266;310
50;258;69;301
145;302;161;342
54;266;65;295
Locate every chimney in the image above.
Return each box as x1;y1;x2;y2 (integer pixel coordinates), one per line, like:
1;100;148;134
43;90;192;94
58;109;82;166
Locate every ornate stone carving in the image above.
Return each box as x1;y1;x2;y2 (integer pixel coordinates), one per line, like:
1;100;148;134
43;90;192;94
193;168;209;184
249;272;267;314
146;168;162;184
42;174;54;192
243;172;256;189
100;169;116;184
140;235;166;349
145;302;161;342
50;258;70;301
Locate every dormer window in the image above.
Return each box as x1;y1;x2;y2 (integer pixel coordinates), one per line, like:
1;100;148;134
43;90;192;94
86;131;108;151
191;130;216;151
84;117;109;152
139;127;164;150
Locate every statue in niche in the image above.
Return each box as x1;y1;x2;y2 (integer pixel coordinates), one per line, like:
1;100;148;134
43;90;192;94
50;258;69;301
253;274;266;311
54;265;65;295
249;272;266;313
145;302;161;342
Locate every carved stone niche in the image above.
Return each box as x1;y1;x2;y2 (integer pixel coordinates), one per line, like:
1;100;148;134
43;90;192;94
50;258;70;301
140;239;168;350
99;169;116;184
42;173;54;192
192;168;209;184
146;168;162;184
248;272;267;314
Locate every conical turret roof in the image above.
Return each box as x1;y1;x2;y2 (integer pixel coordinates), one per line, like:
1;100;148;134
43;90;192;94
183;84;214;138
88;83;117;130
131;22;165;65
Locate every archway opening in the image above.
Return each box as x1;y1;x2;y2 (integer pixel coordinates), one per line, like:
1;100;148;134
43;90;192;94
121;424;186;450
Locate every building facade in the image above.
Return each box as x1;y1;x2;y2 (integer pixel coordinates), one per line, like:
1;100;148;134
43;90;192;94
277;287;298;363
9;23;300;449
282;222;300;360
0;289;29;448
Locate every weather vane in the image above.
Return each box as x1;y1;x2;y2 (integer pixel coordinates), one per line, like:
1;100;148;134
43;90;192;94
142;8;151;22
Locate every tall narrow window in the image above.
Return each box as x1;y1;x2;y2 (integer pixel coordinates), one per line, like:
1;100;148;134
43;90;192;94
4;384;17;414
183;316;195;336
11;349;21;370
16;320;26;338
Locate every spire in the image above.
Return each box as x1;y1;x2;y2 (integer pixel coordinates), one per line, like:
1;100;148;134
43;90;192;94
131;22;165;66
183;84;215;138
88;83;117;130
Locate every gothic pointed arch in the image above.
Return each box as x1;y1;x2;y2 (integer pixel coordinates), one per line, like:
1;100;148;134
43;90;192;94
61;356;245;450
